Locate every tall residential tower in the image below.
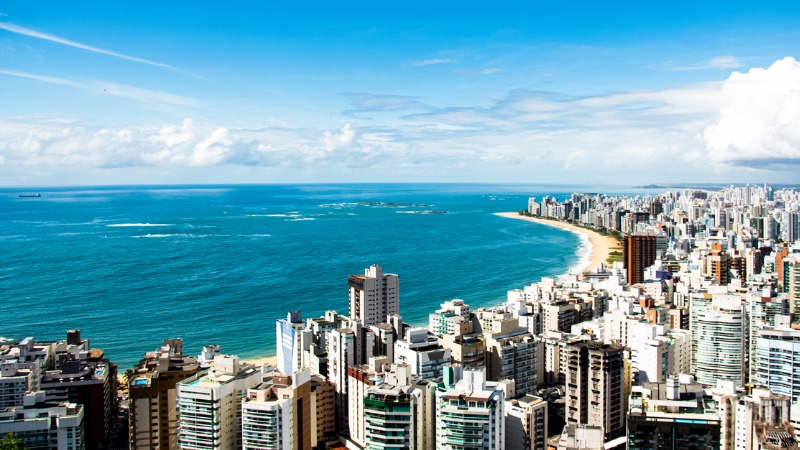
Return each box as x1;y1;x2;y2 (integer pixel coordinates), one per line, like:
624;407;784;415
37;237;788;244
349;264;399;326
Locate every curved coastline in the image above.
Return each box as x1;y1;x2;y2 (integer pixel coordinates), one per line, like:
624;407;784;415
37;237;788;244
494;212;618;277
239;212;617;368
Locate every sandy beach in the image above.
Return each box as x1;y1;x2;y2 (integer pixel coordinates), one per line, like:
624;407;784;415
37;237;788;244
133;215;617;373
495;212;619;277
242;355;278;367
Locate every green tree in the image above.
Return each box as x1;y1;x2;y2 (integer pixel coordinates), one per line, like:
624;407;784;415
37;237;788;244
0;433;26;450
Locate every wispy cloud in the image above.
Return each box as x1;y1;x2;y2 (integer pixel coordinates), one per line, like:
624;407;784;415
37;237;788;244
0;69;196;107
2;58;798;183
0;22;172;68
344;93;429;112
673;55;744;71
0;69;81;87
411;58;454;67
480;68;503;75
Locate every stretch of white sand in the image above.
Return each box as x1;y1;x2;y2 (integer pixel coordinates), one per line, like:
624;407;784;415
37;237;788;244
241;355;278;367
494;212;619;277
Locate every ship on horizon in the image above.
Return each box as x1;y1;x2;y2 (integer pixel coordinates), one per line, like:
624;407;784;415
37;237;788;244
19;193;42;198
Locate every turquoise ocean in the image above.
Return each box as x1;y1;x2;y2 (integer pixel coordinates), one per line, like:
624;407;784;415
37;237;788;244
0;184;631;369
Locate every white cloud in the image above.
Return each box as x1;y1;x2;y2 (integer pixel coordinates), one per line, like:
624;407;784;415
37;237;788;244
345;93;428;112
0;69;81;87
0;118;265;168
703;57;800;168
322;123;356;151
480;68;503;75
2;58;797;184
412;58;454;67
673;55;744;71
0;69;196;107
708;56;744;69
0;22;171;68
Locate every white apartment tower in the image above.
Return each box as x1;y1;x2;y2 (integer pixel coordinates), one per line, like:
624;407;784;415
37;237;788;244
176;356;266;450
276;311;307;375
436;368;505;450
0;391;85;450
693;295;745;387
755;317;800;401
349;264;399;326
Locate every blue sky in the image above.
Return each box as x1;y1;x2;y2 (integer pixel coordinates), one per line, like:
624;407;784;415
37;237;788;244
1;2;799;185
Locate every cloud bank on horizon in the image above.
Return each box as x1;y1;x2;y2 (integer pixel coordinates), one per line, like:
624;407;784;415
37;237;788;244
0;4;798;185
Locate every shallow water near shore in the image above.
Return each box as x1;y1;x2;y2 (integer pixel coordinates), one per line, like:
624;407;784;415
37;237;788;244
1;183;634;368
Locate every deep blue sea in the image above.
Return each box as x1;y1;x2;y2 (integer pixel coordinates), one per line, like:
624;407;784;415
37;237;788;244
0;184;629;368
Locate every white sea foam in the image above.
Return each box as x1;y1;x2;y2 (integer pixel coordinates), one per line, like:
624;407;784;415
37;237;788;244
319;202;359;208
107;223;172;227
246;213;298;218
285;217;315;221
568;231;593;276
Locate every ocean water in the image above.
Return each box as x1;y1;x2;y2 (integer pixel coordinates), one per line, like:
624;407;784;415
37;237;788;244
1;184;601;368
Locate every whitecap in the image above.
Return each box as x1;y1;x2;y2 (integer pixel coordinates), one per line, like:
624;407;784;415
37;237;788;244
107;223;172;227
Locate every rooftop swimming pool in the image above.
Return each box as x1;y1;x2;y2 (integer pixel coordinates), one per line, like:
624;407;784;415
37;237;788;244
132;378;149;387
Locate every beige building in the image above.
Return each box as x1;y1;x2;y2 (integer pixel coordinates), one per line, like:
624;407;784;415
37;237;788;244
129;338;199;450
484;317;537;395
309;374;336;447
506;394;548;450
348;264;399;327
440;333;486;368
241;369;313;450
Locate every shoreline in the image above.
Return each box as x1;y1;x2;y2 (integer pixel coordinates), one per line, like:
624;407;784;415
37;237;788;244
241;355;278;367
180;214;619;368
494;212;619;278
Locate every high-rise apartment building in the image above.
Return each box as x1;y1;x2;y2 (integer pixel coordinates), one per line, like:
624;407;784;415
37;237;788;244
309;374;336;447
506;394;548;450
693;296;745;387
0;391;85;450
41;353;117;450
129;339;199;450
429;299;472;337
627;376;722;450
241;369;313;450
746;294;788;383
483;317;537;395
755;319;800;401
436;368;506;450
623;235;657;285
707;244;733;285
176;355;265;450
394;328;452;381
735;388;798;450
276;311;307;376
327;327;356;435
788;256;800;325
564;341;626;441
349;264;399;326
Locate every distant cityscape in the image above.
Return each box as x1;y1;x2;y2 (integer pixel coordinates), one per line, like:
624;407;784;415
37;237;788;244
2;183;800;450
